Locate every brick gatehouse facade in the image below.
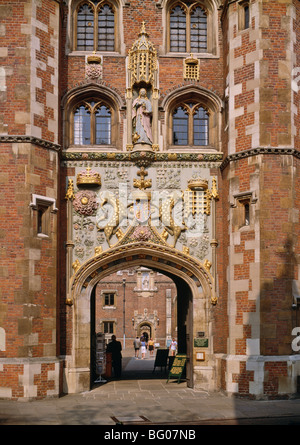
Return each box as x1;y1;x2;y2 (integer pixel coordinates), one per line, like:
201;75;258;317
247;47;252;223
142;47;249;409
0;0;300;400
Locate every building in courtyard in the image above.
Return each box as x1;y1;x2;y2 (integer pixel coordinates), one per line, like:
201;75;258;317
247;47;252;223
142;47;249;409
0;0;300;400
95;268;177;347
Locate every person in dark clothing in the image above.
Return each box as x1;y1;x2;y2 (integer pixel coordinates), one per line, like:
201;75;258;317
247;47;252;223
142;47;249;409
106;335;122;379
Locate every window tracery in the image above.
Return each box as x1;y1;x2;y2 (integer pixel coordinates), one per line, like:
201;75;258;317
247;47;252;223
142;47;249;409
162;85;222;151
169;1;209;53
172;103;209;146
164;0;218;56
72;100;112;146
75;1;116;52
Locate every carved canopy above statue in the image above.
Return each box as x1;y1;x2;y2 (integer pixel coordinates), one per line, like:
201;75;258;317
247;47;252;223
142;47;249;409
128;21;158;87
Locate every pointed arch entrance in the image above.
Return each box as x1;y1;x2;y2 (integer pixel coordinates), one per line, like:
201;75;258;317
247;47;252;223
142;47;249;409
65;242;215;394
138;323;152;342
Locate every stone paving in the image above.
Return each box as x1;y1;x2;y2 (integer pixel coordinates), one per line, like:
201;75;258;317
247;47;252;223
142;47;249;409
0;350;300;425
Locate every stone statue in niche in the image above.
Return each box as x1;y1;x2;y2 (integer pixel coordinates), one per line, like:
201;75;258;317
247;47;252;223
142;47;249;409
142;272;150;290
132;88;152;145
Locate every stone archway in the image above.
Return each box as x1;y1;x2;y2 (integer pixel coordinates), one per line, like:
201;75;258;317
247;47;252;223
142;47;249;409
65;242;216;394
138;322;152;341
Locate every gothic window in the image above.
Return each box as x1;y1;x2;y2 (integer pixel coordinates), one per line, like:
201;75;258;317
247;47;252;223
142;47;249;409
172;103;209;146
72;100;111;146
75;1;116;52
169;1;207;53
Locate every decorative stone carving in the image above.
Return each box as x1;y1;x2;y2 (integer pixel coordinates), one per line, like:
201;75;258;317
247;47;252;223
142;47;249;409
128;22;157;86
65;179;75;201
203;259;212;271
157;168;181;189
133;167;152;190
184;54;200;80
94;246;103;256
131;226;152;242
117;224;167;247
126;22;160;152
159;192;186;248
104;168;129;189
73;190;98;216
130;149;156;168
85;52;103;80
77;167;101;187
72;259;81;273
96;191;128;247
62;150;223;163
184;175;218;217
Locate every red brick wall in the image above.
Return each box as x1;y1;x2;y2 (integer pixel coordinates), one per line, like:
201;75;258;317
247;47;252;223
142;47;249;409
260;0;292;147
0;0;59;363
0;1;29;135
0;0;59;141
260;155;297;356
0;143;58;359
294;0;300;151
214;167;229;354
232;362;254;396
264;361;288;398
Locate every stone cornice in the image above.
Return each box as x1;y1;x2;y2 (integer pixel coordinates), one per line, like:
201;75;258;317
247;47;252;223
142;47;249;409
220;147;300;171
4;141;297;168
61;151;223;164
0;135;61;152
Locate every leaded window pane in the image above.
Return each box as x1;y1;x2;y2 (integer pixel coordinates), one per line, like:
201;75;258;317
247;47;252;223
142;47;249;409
95;105;111;144
193;107;209;145
98;4;115;51
173;107;188;145
74;106;91;145
170;6;186;52
77;4;94;50
190;7;207;52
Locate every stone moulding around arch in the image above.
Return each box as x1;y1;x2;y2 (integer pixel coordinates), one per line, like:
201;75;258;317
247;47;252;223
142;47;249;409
68;242;216;304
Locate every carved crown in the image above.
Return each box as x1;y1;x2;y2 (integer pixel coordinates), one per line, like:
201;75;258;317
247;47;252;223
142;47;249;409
77;167;101;186
185;53;199;65
187;177;208;190
87;52;102;65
